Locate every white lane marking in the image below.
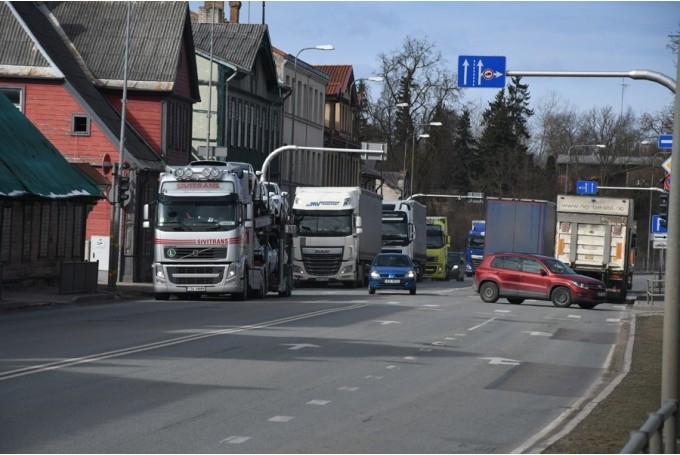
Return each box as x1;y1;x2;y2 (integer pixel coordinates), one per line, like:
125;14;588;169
338;386;359;391
220;436;251;444
374;320;401;325
568;314;581;319
365;375;384;380
307;400;330;405
479;357;522;366
0;303;370;381
522;331;552;337
403;356;417;361
468;317;497;331
282;343;320;351
423;304;440;307
445;337;457;341
386;365;398;370
494;309;511;313
431;341;445;346
606;318;621;323
269;415;295;423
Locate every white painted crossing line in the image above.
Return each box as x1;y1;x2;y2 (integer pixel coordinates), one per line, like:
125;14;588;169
268;415;295;423
307;400;330;405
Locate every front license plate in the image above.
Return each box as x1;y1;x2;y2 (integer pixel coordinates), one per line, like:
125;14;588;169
385;279;400;284
597;292;606;297
187;286;206;292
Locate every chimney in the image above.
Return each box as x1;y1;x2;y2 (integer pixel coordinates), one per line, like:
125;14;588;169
198;2;225;23
229;1;241;23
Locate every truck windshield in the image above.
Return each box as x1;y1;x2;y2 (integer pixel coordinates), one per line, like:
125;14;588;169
294;210;352;236
467;236;485;249
157;197;238;232
426;228;444;248
382;219;408;246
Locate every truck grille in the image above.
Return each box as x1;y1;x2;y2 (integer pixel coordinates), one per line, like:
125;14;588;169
302;253;342;276
165;247;227;260
471;258;483;268
166;266;225;285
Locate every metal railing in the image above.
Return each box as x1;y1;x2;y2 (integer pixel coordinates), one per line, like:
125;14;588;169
621;399;678;453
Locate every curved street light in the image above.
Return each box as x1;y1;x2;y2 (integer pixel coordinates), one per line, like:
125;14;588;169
410;121;442;196
347;76;384;147
289;44;334;186
564;144;606;193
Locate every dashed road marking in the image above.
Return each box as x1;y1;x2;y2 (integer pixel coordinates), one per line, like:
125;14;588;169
268;415;295;423
307;400;330;405
220;436;251;444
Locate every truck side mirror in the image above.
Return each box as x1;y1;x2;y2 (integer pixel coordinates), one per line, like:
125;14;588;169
355;216;363;236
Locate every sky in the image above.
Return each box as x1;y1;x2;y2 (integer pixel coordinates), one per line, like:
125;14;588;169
191;1;678;119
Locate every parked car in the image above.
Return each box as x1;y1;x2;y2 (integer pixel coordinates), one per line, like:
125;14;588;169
368;253;417;295
472;252;607;309
447;251;465;282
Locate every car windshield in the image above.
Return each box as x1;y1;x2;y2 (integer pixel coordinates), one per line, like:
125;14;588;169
542;258;576;274
374;255;411;267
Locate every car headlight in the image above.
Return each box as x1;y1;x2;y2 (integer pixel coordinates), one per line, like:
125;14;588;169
370;270;380;278
572;281;589;289
452;265;459;270
406;270;415;278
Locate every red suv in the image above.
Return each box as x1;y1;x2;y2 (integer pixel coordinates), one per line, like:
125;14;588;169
473;252;607;309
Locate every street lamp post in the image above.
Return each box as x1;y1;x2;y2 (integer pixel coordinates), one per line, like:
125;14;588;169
410;121;442;196
289;44;334;188
347;76;384;147
564;144;606;193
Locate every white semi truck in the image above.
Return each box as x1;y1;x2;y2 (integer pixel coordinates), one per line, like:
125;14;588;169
554;195;637;303
291;187;383;287
143;161;293;301
381;199;427;281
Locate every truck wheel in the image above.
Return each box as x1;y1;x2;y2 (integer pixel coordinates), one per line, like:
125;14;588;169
551;286;572;308
479;282;499;303
154;293;169;301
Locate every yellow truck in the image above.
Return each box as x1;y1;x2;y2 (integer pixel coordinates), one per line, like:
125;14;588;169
425;216;450;280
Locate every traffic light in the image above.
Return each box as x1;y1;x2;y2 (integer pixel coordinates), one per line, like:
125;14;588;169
117;175;130;204
659;192;669;218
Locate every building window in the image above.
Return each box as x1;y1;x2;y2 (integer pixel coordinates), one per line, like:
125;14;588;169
71;114;91;136
0;86;24;112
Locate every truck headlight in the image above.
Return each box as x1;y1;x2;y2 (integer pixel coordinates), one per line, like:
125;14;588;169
154;265;166;281
227;263;238;278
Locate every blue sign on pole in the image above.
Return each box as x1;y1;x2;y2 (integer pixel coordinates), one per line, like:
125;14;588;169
457;56;506;88
576;180;597;195
651;215;668;233
658;135;673;149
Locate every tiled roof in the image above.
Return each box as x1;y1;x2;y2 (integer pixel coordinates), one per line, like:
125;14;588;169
316;64;353;97
0;93;102;199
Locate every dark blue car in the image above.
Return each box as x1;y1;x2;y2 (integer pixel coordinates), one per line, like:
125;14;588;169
368;253;417;295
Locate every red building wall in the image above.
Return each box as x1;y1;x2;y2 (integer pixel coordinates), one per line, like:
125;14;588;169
13;79;117;240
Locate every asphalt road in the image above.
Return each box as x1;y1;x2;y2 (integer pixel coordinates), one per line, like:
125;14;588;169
0;278;632;453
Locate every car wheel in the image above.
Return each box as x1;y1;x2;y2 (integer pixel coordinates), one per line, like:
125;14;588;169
368;286;375;295
578;302;597;309
459;274;464;282
507;297;524;304
410;288;416;295
551;286;572;308
479;282;499;303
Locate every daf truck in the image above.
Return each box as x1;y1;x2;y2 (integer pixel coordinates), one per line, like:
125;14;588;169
143;161;293;301
425;216;450;280
381;199;427;281
554;195;637;302
291;187;383;287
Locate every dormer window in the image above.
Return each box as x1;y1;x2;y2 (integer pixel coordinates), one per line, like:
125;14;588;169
71;114;90;136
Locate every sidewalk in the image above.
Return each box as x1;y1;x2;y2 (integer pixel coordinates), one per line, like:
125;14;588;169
0;281;155;310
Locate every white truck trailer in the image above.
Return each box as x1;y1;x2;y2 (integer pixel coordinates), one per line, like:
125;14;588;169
143;161;293;301
291;187;383;287
381;199;427;281
554;195;637;303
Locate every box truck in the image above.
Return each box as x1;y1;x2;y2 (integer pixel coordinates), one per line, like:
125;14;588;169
381;199;427;281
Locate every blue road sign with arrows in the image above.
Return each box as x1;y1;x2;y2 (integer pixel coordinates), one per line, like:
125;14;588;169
458;56;506;88
576;180;597;195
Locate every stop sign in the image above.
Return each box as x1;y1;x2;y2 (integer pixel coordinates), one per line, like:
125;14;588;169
102;153;112;175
